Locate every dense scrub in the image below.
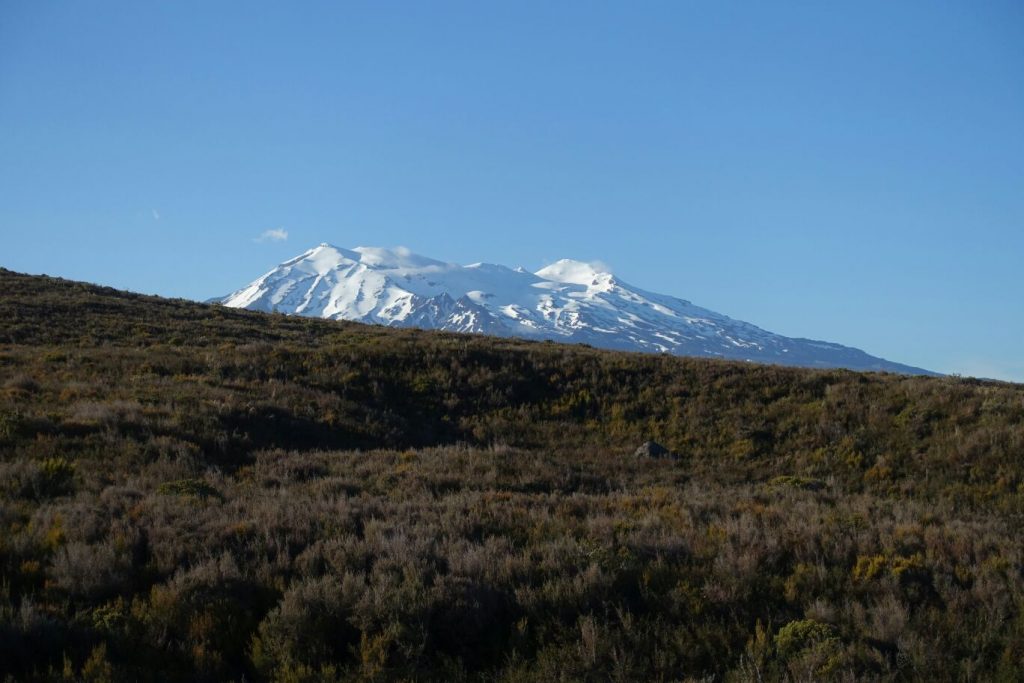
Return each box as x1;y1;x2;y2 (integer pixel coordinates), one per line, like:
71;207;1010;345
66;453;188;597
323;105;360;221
0;268;1022;681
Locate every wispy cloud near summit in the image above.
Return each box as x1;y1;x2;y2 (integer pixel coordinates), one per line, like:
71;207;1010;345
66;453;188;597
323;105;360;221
255;228;288;243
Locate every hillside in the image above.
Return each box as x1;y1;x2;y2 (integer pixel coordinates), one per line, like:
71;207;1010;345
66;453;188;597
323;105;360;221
0;268;1022;681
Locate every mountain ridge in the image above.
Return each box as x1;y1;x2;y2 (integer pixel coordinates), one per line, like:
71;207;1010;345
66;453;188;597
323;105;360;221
218;243;935;375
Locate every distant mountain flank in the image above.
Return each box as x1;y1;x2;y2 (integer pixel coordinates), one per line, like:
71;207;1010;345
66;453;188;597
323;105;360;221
217;243;934;374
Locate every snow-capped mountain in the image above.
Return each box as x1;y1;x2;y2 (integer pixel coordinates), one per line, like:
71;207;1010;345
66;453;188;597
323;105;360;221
217;243;933;374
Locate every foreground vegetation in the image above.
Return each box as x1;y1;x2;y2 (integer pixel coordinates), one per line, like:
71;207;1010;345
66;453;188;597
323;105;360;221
1;268;1022;681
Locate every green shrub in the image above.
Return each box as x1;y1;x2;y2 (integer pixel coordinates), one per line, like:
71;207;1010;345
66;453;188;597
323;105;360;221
774;618;838;657
38;457;76;497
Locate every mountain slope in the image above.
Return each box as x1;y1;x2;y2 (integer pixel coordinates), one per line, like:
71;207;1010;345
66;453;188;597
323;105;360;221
219;243;933;374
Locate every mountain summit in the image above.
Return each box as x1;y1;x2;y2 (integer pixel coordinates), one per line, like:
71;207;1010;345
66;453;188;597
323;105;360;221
218;243;932;374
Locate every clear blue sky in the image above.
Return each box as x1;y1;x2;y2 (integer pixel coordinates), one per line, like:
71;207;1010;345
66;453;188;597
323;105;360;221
2;2;1022;380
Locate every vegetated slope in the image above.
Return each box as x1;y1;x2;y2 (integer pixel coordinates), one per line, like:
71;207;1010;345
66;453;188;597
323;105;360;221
0;267;1021;682
218;243;934;374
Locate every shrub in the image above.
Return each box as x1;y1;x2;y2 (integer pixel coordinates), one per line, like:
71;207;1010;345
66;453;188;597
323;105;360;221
774;619;838;658
768;475;825;491
251;575;363;678
156;478;223;501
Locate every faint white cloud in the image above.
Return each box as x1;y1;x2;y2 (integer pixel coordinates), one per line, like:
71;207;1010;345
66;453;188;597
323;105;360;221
255;228;289;243
538;258;614;274
152;209;160;220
